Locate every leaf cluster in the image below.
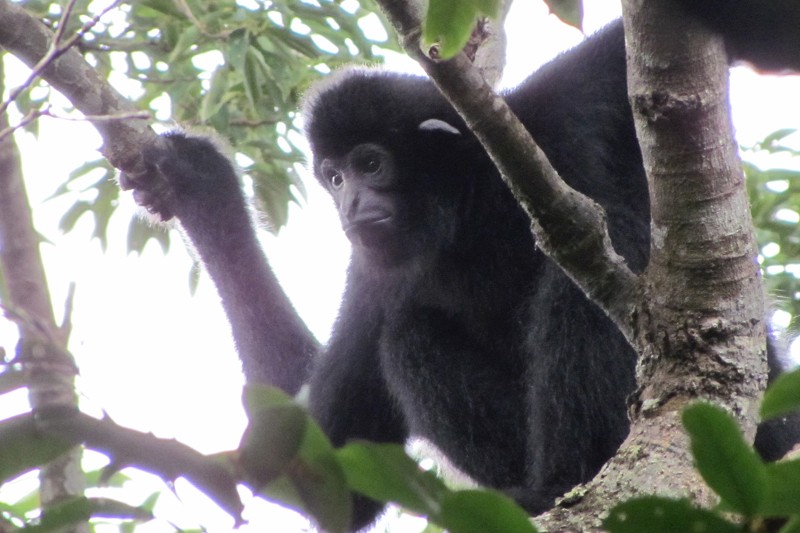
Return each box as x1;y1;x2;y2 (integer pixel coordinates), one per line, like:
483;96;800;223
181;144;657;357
14;0;398;251
240;385;538;532
0;412;163;532
745;129;800;332
422;0;582;59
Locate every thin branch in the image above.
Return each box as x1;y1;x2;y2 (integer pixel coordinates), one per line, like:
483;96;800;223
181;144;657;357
372;0;637;332
174;0;232;38
0;108;151;143
50;109;152;122
31;411;245;524
0;0;154;173
0;0;123;118
53;0;80;45
0;106;49;142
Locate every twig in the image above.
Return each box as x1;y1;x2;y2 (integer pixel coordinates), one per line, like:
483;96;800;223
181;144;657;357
0;108;151;143
53;0;80;45
0;106;49;142
0;0;123;117
372;0;638;331
34;411;245;524
50;110;152;122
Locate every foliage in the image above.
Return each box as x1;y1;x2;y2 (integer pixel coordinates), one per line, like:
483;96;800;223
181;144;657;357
14;0;397;252
605;369;800;532
240;386;537;533
422;0;581;60
745;129;800;332
0;414;74;483
423;0;501;59
543;0;583;29
1;456;161;531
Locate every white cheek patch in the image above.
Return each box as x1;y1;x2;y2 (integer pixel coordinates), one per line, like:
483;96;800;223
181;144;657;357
418;118;462;136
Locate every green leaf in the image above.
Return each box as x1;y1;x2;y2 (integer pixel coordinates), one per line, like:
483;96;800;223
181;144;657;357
682;403;766;516
283;446;350;533
85;466;131;489
136;0;184;19
423;0;480;59
761;368;800;421
243;385;351;533
23;496;153;532
544;0;584;30
762;128;798;147
91;175;119;250
604;497;739;533
201;68;229;123
439;490;538;533
0;414;75;484
23;498;91;533
227;29;249;72
167;25;201;64
86;497;155;521
761;459;800;516
243;48;264;113
240;403;307;484
58;201;92;233
126;217;170;255
242;383;296;418
336;442;448;517
48;159;107;200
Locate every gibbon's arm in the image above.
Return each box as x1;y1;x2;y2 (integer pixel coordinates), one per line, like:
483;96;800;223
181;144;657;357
120;132;318;394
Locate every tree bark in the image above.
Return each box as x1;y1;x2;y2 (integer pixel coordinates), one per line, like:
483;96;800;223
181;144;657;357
0;0;152;174
0;55;87;533
537;1;766;528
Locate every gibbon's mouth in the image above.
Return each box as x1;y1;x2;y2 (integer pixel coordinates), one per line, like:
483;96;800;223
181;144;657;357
343;214;394;246
343;211;392;232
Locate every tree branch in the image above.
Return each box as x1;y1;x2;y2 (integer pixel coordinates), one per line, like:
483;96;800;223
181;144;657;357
32;411;245;523
0;53;87;530
0;0;314;392
538;2;767;528
372;0;637;335
0;0;154;174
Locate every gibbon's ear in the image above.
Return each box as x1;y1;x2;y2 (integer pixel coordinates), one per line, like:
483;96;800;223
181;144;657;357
418;118;462;136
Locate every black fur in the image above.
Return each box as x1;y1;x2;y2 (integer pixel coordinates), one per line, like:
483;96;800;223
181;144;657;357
120;8;800;531
303;23;643;524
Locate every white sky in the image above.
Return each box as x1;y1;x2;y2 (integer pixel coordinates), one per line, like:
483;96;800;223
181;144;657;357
2;0;800;531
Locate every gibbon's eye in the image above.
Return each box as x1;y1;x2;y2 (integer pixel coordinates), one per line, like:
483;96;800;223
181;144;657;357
328;170;344;189
363;157;381;174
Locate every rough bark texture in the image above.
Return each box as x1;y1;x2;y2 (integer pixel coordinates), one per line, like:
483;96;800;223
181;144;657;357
537;1;766;529
625;1;766;430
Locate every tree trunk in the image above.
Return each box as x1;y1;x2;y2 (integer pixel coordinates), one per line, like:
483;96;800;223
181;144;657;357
537;1;766;529
0;54;87;533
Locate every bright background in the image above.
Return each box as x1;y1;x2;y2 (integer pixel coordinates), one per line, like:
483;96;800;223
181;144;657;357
1;0;799;531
